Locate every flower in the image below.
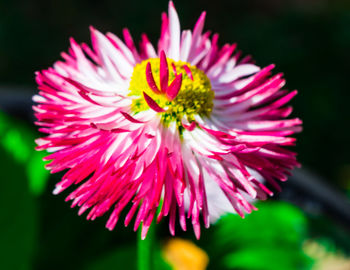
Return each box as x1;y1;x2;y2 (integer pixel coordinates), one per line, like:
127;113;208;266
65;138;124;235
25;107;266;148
33;1;302;239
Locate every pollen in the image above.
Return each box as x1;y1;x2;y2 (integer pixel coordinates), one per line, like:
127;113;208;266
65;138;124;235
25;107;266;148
128;57;214;126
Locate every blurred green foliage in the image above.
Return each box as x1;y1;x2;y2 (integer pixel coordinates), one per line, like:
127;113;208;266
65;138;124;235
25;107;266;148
0;142;38;270
0;112;49;195
204;202;313;270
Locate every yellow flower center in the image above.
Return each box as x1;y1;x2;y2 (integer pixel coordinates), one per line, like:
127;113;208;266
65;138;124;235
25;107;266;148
128;58;214;126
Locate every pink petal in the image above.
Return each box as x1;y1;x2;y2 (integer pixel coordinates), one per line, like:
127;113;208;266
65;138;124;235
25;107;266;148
158;12;169;54
183;65;193;80
166;73;182;101
145;62;161;94
159;50;169;92
143;92;166;112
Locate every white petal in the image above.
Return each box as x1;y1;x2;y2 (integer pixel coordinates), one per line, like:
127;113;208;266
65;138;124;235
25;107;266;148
217;64;260;84
180;30;192;61
168;1;181;60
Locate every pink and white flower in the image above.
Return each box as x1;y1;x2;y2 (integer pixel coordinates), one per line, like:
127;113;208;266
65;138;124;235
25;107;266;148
34;1;302;239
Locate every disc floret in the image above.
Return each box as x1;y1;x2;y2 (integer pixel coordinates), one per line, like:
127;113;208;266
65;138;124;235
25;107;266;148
128;51;214;126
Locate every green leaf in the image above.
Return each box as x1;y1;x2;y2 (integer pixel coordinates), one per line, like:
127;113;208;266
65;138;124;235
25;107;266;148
213;202;307;247
223;247;305;270
207;202;313;270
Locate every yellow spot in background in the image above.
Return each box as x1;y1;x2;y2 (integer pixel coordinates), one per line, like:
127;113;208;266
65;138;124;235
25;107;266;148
162;238;209;270
303;240;350;270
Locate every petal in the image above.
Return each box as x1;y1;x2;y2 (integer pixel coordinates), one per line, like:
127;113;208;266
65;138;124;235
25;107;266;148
166;73;182;100
143;92;166;112
167;1;181;60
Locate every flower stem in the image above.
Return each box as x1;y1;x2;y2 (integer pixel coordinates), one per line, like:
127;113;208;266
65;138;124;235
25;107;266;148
137;224;155;270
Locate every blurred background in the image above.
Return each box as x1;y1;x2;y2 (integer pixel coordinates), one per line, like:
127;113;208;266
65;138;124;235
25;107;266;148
0;0;350;269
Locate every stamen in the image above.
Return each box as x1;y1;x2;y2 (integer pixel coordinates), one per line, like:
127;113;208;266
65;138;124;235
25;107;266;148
146;52;183;101
145;62;161;94
159;51;169;92
171;63;177;76
166;73;182;101
183;65;193;81
143;92;166;112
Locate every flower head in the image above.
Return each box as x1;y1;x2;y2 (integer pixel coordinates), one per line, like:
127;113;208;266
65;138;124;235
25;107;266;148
34;1;302;239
